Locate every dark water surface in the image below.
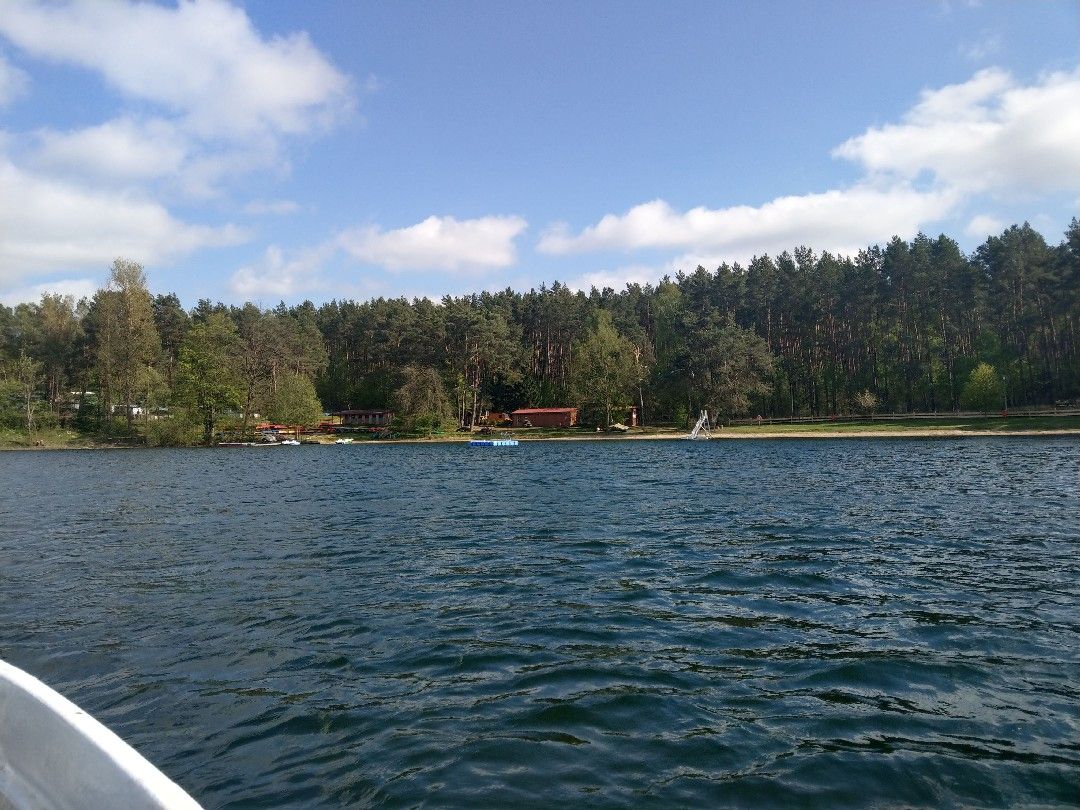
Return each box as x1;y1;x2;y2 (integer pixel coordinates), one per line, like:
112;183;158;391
1;439;1078;808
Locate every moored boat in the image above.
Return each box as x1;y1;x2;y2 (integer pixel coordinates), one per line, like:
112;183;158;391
0;659;201;809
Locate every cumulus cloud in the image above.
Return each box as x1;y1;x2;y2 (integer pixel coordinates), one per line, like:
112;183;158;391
229;243;332;299
539;66;1080;267
833;67;1080;195
0;50;28;106
965;214;1006;238
0;0;353;292
0;157;247;283
339;215;528;272
0;0;353;139
243;199;301;216
228;213;529;299
0;0;355;198
563;265;664;293
539;187;957;260
0;277;98;306
31;117;188;183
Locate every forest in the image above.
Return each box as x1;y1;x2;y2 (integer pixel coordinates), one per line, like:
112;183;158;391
1;220;1078;443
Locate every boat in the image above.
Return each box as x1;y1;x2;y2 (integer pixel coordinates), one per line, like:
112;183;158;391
280;439;301;445
0;658;202;809
687;410;712;440
333;438;354;444
468;439;519;447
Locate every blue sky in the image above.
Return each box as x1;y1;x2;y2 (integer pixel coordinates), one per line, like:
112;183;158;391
1;0;1078;306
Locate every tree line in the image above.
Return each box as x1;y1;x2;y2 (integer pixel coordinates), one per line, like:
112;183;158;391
1;220;1078;442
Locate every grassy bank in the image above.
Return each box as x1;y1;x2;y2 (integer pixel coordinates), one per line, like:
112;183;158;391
715;414;1080;436
338;414;1080;443
0;427;124;450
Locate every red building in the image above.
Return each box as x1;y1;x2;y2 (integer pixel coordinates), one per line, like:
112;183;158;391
511;407;578;428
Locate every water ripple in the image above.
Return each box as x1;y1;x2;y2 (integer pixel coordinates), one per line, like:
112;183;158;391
1;438;1078;807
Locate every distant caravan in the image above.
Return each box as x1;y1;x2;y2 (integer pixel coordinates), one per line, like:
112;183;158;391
688;410;712;440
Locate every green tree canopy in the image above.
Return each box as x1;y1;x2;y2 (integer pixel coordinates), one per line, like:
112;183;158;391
686;314;775;421
175;313;242;444
572;310;643;426
393;365;451;435
962;362;1004;413
92;259;160;431
268;372;324;426
1;350;42;434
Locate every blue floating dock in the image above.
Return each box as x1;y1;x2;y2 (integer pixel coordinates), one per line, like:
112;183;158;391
468;439;519;447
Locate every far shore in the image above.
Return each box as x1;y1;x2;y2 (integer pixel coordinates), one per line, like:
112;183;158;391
352;426;1080;444
4;420;1080;451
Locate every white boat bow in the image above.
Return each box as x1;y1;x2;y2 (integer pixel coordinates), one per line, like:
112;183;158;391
0;659;201;809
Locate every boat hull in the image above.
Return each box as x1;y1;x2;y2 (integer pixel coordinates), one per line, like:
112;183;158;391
0;660;201;809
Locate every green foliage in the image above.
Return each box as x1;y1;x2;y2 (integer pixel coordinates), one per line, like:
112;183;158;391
174;313;242;444
572;310;644;426
962;363;1004;413
0;351;43;434
854;389;879;417
3;218;1080;438
685;315;774;419
393;365;451;436
267;372;323;426
143;412;200;447
0;378;21;429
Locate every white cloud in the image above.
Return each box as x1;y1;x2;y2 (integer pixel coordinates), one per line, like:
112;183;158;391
965;214;1005;238
959;32;1002;62
229;243;333;299
0;277;98;306
0;157;247;284
339;215;528;271
540;66;1080;266
1;0;353;199
0;1;352;289
833;67;1080;195
539;187;957;259
0;50;28;106
0;0;353;140
564;265;664;293
229;213;529;299
243;199;301;216
32;117;188;183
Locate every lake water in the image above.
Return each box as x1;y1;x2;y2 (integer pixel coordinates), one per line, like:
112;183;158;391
1;438;1078;807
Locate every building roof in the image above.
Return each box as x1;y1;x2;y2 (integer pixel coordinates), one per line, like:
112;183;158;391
337;409;393;415
512;407;577;414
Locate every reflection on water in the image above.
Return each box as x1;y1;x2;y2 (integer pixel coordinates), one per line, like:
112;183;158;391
1;438;1078;807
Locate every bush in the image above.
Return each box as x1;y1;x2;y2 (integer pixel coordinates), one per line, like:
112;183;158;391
962;363;1004;413
143;414;200;447
854;389;879;417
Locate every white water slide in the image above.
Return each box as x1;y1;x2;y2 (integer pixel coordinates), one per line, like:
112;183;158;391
0;659;202;809
688;410;712;440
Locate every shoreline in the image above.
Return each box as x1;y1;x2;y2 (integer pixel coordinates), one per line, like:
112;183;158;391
365;428;1080;444
3;427;1079;452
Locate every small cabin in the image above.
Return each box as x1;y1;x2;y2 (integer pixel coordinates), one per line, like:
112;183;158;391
337;409;394;427
511;407;578;428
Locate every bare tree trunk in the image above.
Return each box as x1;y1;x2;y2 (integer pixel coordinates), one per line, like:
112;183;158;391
470;377;479;431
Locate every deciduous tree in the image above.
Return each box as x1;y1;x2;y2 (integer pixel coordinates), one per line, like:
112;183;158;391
572;310;642;426
175;313;241;444
962;362;1004;413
